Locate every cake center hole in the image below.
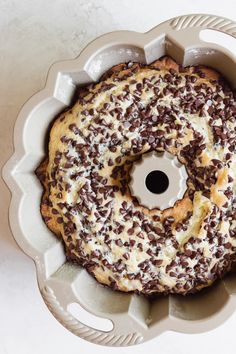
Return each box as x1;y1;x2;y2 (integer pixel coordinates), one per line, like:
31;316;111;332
145;170;169;194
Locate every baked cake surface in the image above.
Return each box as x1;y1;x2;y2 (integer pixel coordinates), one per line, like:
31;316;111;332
36;56;236;295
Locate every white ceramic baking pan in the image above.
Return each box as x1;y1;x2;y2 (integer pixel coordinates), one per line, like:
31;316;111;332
3;14;236;346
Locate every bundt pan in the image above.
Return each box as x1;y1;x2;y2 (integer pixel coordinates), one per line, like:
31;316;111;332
3;14;236;346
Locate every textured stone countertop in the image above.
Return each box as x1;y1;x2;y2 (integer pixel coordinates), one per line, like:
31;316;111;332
1;1;236;353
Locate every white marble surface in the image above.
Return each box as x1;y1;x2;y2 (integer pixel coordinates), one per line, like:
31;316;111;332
1;1;236;353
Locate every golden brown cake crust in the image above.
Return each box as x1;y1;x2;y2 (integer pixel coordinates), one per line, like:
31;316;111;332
36;56;236;295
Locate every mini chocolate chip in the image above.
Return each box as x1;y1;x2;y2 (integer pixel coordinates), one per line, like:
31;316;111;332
128;228;134;235
123;253;130;260
185;249;192;257
224;242;231;249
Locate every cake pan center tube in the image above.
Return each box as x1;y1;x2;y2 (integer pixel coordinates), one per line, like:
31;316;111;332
130;151;188;209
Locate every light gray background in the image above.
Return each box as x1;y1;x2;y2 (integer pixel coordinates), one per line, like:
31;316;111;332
1;1;236;353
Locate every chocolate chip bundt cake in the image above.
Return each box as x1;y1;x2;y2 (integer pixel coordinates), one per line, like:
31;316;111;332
36;56;236;295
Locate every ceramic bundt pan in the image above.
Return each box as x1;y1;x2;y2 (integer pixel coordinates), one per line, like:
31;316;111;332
3;14;236;346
